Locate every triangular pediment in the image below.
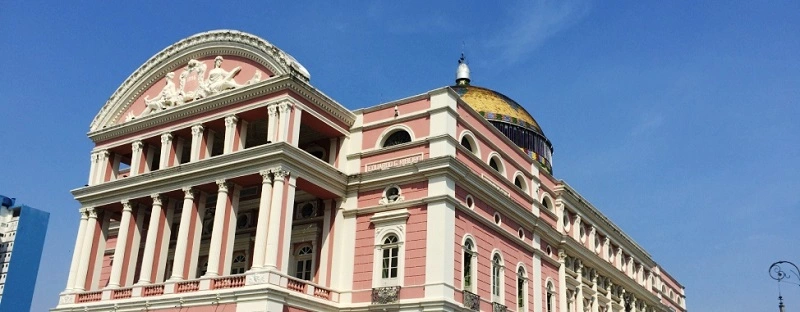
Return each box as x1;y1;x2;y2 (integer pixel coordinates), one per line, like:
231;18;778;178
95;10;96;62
89;30;310;133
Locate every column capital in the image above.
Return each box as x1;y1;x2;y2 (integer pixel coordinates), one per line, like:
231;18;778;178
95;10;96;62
79;208;91;219
132;141;144;152
278;101;293;114
121;200;133;212
267;104;279;116
273;169;290;179
90;152;99;162
259;170;273;183
558;249;567;262
96;150;110;159
160;133;173;144
151;194;163;206
182;187;196;199
224;115;239;127
216;179;230;192
86;207;98;219
191;124;205;136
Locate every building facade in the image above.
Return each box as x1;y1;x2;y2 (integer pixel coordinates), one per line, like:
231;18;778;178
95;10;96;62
0;195;49;312
53;30;686;312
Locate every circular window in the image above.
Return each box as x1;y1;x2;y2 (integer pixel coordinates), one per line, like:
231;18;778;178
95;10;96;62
579;226;586;242
300;203;315;218
517;228;525;240
562;212;570;230
546;246;553;257
595;237;601;253
493;212;502;225
465;195;474;209
386;186;400;203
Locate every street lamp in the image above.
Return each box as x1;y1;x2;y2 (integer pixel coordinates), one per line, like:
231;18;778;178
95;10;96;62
769;261;800;312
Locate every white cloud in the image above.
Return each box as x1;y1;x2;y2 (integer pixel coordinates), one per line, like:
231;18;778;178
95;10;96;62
488;0;590;64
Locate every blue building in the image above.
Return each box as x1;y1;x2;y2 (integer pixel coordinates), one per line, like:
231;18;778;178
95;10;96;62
0;195;49;312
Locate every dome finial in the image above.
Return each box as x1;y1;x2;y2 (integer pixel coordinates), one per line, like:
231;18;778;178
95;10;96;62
456;52;470;86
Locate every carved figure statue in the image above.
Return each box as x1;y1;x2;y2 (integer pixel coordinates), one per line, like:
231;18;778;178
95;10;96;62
129;55;263;122
141;72;181;117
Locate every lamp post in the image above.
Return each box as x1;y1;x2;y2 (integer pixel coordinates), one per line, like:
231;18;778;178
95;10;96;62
769;261;800;312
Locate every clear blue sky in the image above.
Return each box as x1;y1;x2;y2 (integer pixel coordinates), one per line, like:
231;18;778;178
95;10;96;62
2;1;799;311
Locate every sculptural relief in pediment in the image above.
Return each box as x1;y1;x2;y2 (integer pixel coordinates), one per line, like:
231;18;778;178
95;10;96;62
119;55;268;124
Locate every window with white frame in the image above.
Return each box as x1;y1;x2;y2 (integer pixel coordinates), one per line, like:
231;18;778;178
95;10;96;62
294;245;314;280
381;234;399;280
517;266;527;311
230;252;247;275
463;237;477;292
546;280;555;312
371;209;408;287
491;252;504;302
382;129;412;147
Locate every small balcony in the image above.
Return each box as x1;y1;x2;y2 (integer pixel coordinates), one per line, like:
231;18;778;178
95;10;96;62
492;301;507;312
462;290;480;311
371;286;401;304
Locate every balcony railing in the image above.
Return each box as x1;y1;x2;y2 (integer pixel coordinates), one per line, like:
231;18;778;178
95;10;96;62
59;270;341;307
492;302;507;312
211;275;246;289
110;288;133;299
371;286;401;304
462;290;480;311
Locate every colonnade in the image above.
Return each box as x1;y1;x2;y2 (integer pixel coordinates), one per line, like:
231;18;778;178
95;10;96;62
65;168;299;292
87;101;299;187
68;101;304;293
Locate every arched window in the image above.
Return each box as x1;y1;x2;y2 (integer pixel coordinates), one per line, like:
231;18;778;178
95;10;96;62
491;253;503;301
514;174;527;192
546;281;555;312
517;266;527;310
294;245;314;280
542;196;553;211
489;157;501;172
381;234;400;279
383;130;411;147
463;238;476;292
230;252;247;275
460;136;473;152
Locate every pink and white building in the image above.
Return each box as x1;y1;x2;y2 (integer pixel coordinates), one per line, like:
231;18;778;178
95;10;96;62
53;30;686;312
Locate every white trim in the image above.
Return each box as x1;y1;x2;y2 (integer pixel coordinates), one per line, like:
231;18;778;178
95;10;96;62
490;250;505;303
516;263;529;312
512;171;529;195
487;151;506;178
464;194;475;210
370;209;408;288
376;124;416;149
460;234;478;293
458;130;481;158
378;184;405;205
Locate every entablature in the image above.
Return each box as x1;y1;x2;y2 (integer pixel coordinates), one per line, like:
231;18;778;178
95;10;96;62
73;142;346;208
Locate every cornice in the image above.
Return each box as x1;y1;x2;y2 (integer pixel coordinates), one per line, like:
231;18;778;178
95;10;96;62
555;183;657;268
560;238;662;309
90;76;354;144
72;143;347;208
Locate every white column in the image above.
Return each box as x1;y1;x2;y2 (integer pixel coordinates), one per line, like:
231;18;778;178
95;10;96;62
74;208;98;291
65;209;88;291
93;150;110;185
317;199;333;285
130;141;144;176
169;188;195;281
87;153;99;186
424;175;456;299
159;133;173;169
591;276;599;312
137;195;162;284
573;216;582;242
267;104;278;143
237;119;249;151
328;138;337;165
558;250;567;312
576;265;584;312
107;201;133;288
222;184;241;274
251;170;273;270
190;125;204;162
533;234;543;312
223;115;238;154
155;199;175;283
263;170;287;270
278;175;297;274
278;102;292;142
290;106;302;145
205;180;229;277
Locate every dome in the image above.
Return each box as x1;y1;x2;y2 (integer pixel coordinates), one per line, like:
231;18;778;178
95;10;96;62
450;59;553;172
